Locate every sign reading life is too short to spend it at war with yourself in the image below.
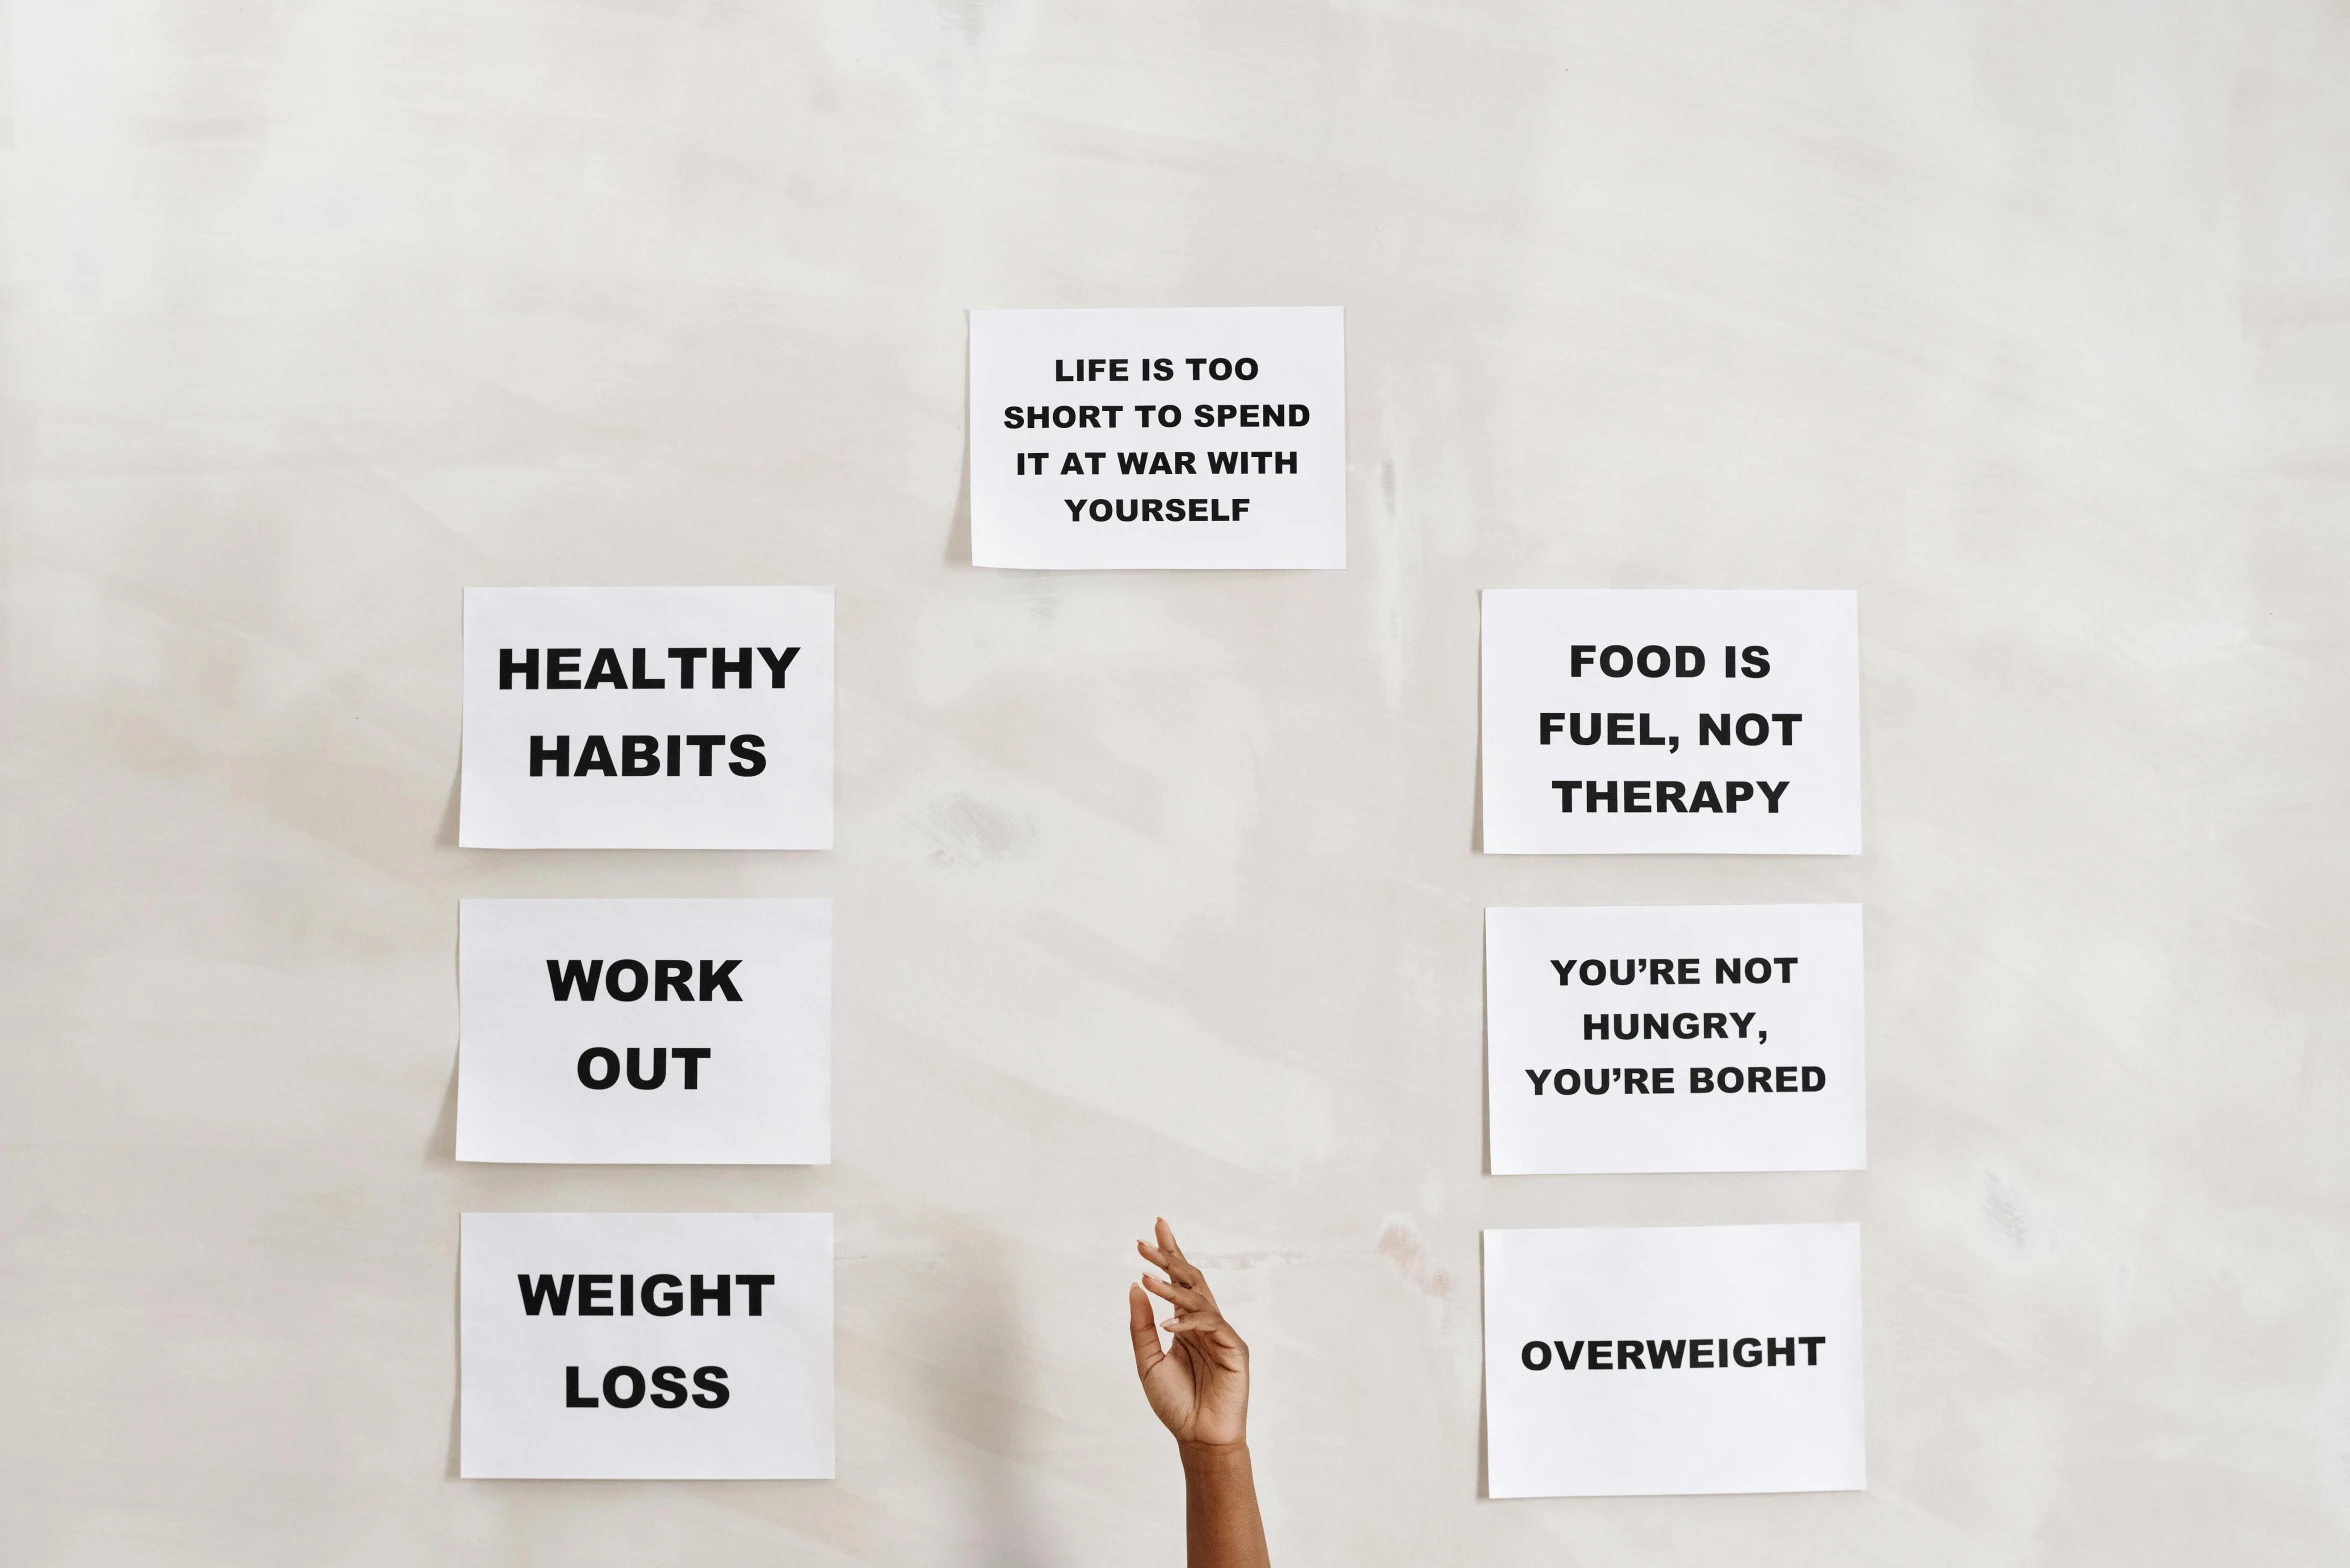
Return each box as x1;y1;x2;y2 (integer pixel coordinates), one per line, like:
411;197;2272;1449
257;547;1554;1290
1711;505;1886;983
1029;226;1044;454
457;898;832;1166
968;306;1346;569
459;586;835;850
1481;589;1862;854
1484;1223;1864;1499
462;1212;834;1480
1486;903;1864;1175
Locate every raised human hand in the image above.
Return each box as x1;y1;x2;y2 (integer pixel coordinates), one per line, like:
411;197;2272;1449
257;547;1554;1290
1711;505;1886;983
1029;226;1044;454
1128;1218;1250;1449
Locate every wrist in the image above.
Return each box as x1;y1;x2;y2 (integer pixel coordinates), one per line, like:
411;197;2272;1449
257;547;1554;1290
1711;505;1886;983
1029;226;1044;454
1178;1437;1252;1468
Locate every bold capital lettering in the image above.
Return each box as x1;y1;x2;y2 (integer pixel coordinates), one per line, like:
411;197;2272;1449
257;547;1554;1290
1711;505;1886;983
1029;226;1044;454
584;648;627;690
758;646;799;687
547;958;602;1000
518;1274;574;1316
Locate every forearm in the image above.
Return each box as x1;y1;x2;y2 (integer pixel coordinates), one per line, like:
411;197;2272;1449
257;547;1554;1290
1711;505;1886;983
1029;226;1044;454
1180;1440;1270;1568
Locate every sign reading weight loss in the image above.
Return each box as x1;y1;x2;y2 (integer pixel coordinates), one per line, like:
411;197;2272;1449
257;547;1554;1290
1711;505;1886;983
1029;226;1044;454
1480;589;1861;854
1484;1224;1864;1498
457;899;831;1165
459;587;834;849
461;1212;833;1480
968;306;1345;569
1487;904;1863;1174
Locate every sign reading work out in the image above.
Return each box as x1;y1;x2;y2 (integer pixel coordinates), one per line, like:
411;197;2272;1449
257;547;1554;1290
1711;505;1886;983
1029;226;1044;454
459;586;834;849
1483;1224;1864;1498
461;1212;833;1480
1486;904;1864;1174
457;898;831;1165
968;306;1346;569
1480;589;1861;854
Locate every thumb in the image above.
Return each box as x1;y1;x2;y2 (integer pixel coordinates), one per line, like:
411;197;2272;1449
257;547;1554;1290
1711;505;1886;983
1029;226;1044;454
1127;1282;1165;1381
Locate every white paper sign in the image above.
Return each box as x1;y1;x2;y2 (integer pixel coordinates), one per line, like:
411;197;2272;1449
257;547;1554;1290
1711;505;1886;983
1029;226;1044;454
1487;905;1864;1174
461;1212;833;1480
459;587;834;849
457;899;831;1165
968;307;1346;569
1481;590;1861;854
1484;1224;1864;1498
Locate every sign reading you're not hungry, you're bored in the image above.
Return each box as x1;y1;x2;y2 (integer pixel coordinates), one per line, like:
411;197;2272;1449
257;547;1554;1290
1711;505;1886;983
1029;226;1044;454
1481;589;1861;854
969;306;1345;569
1486;904;1864;1175
1484;1223;1864;1498
459;587;834;850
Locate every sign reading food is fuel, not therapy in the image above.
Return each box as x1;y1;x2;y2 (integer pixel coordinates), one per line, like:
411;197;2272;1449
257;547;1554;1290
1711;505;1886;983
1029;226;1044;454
461;1212;833;1480
457;898;831;1166
459;586;834;850
968;306;1345;569
1480;589;1861;854
1484;1223;1864;1499
1486;904;1864;1175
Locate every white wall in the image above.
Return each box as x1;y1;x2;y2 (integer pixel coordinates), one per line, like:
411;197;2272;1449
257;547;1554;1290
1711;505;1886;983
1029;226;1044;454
5;2;2347;1562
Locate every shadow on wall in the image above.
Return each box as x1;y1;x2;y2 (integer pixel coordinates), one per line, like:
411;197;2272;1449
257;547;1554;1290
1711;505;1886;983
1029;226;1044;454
946;429;972;568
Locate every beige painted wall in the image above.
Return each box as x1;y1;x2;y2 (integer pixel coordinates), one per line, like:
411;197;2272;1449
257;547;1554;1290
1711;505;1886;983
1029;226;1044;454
4;2;2347;1562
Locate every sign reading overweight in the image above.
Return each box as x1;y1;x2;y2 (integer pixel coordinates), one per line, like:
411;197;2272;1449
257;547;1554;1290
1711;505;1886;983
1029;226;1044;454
969;307;1345;569
461;1212;833;1479
457;899;831;1165
1487;904;1864;1174
459;587;834;850
1484;1224;1864;1498
1481;589;1861;854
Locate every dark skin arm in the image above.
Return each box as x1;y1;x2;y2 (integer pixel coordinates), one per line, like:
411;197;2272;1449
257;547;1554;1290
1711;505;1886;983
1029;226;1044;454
1130;1219;1271;1568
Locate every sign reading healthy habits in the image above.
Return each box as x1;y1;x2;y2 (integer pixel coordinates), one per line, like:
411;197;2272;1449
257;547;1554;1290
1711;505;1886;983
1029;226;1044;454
1480;590;1861;854
461;1212;833;1479
459;587;834;850
1484;1224;1864;1498
968;306;1345;569
1487;904;1864;1175
457;899;831;1165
